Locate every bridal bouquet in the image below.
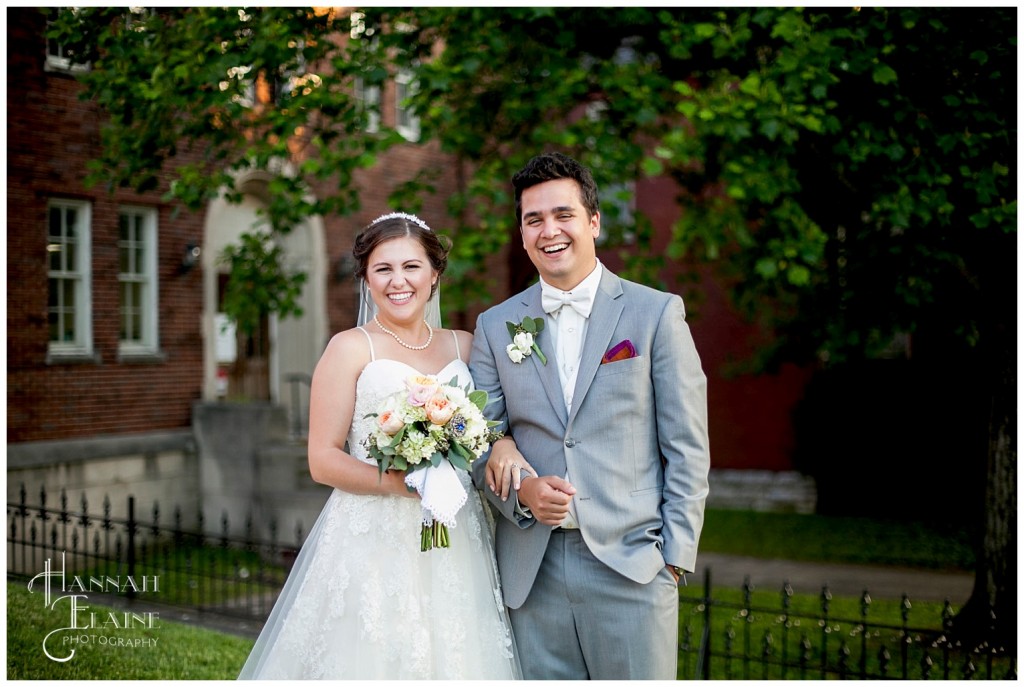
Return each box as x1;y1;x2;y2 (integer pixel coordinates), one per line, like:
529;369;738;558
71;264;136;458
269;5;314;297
364;374;503;551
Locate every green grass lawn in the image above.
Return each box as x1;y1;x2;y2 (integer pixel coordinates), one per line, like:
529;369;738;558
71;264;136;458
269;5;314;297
699;508;975;571
675;585;976;680
9;576;971;681
68;541;288;609
6;582;254;680
7;508;978;679
687;510;982;678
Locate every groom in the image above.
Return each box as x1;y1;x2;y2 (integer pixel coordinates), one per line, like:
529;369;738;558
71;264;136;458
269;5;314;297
470;152;710;679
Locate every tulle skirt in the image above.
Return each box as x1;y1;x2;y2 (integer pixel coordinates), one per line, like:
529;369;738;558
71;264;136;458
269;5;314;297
238;483;521;680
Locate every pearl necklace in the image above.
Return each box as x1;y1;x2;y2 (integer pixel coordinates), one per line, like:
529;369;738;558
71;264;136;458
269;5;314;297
374;315;434;350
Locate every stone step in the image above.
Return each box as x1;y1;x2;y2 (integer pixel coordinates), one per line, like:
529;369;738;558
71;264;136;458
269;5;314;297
707;468;817;514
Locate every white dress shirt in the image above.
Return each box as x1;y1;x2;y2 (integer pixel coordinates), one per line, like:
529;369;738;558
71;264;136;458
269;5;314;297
535;261;603;528
540;261;603;412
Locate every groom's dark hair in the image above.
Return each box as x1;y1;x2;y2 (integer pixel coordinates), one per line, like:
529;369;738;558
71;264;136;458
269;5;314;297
512;152;600;226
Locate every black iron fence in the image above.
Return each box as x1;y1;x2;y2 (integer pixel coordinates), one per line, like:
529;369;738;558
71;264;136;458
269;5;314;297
8;486;1017;680
7;485;301;621
677;569;1015;680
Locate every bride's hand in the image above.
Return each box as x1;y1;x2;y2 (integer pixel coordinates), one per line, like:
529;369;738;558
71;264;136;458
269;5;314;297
485;438;536;502
383;470;420;499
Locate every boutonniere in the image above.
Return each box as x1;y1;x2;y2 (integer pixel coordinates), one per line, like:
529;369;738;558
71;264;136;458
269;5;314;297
505;317;548;365
601;339;637;364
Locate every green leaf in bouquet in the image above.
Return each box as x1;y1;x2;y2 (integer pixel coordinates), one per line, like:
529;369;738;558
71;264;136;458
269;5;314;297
429;451;444;467
468;389;488;412
451;441;474;462
388;426;406;448
392;455;409;471
506;321;518;339
448;448;472;472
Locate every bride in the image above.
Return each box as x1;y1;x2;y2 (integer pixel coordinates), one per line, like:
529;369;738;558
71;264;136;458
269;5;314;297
239;212;528;679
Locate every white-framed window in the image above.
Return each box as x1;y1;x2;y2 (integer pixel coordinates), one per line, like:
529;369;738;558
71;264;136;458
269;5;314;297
123;6;151;33
47;199;93;357
596;180;637;247
395;69;420;142
354;76;381;134
275;50;320;105
45;8;89;72
584;102;637;246
218;10;256;107
350;11;383;134
118;205;159;354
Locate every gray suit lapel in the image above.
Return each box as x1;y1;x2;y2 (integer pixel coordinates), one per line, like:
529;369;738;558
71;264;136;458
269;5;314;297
567;270;624;429
518;286;569;427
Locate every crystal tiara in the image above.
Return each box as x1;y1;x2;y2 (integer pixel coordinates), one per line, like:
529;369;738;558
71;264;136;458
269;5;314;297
368;212;431;232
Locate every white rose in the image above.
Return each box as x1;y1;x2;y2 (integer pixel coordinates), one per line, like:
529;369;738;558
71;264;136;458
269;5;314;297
513;331;534;350
506;343;525;364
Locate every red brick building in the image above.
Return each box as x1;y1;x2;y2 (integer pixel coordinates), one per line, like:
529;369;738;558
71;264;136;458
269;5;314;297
7;8;814;517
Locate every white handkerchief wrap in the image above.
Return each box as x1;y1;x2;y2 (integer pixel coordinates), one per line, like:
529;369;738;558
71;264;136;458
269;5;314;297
405;460;469;528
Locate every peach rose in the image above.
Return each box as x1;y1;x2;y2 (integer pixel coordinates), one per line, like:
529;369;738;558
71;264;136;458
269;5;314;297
377;410;405;436
424;394;456;425
405;375;441;407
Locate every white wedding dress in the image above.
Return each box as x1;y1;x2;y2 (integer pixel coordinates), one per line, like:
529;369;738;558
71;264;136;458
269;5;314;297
239;351;521;679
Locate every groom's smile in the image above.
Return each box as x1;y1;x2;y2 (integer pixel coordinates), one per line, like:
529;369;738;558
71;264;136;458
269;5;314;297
520;178;600;291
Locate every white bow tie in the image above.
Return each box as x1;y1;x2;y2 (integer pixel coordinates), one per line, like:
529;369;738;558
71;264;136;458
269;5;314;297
541;285;592;318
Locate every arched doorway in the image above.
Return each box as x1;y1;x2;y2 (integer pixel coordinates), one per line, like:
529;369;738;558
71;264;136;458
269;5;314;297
201;172;327;413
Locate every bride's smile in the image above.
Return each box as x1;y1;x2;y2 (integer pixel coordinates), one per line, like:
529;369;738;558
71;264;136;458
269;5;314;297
367;235;438;325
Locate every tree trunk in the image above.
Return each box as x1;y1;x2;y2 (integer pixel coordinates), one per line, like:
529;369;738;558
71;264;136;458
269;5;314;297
953;346;1016;656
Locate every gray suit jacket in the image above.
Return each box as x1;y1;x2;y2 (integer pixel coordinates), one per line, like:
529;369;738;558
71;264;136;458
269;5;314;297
470;268;710;609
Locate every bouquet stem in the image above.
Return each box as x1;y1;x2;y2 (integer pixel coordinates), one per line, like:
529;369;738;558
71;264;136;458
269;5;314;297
420;520;450;551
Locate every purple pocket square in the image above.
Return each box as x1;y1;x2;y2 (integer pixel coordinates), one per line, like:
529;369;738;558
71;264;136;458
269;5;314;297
601;339;637;364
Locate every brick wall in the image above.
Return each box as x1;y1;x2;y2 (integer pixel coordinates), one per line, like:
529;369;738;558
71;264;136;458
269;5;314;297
317;135;510;335
7;9;806;472
7;9;207;443
7;10;488;444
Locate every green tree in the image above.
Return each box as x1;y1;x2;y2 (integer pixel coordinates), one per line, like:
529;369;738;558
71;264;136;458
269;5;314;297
651;8;1016;651
50;7;1014;650
46;7;403;335
370;7;681;312
381;7;1015;650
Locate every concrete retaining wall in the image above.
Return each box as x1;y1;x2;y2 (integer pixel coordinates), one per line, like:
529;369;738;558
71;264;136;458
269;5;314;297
7;430;200;526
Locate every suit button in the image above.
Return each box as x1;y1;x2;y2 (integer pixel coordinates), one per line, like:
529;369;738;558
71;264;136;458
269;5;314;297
565;439;576;448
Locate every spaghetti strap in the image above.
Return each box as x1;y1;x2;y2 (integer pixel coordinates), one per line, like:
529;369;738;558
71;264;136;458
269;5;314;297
451;330;461;360
358;326;376;361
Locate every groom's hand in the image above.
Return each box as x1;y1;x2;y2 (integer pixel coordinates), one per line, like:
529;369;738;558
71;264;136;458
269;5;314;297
518;476;576;526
